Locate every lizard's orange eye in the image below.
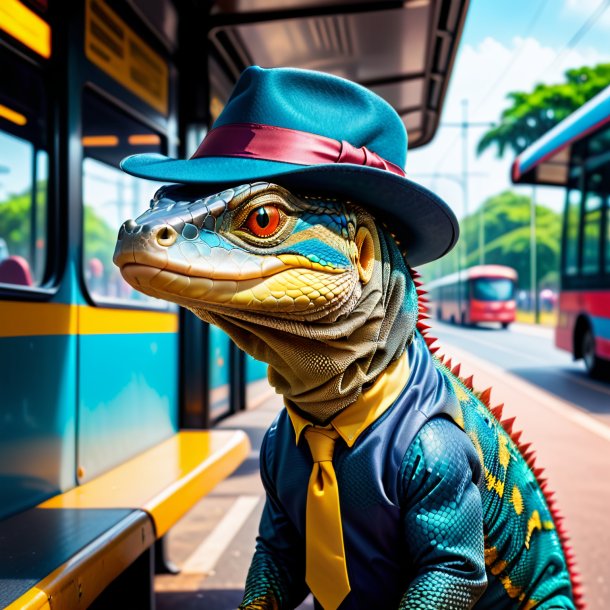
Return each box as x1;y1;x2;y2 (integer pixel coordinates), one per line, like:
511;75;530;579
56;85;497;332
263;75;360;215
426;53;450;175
243;205;281;237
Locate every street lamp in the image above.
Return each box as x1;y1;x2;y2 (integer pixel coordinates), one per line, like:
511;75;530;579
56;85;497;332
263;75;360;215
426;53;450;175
431;173;467;276
531;186;538;323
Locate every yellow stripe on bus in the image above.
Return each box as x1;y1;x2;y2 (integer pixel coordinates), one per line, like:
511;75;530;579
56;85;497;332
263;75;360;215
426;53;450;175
0;302;78;337
79;305;178;334
0;0;51;59
0;302;178;337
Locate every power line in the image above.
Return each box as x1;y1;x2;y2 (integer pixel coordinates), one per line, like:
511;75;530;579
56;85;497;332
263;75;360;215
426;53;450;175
431;0;553;173
472;0;553;114
430;0;608;174
535;0;610;80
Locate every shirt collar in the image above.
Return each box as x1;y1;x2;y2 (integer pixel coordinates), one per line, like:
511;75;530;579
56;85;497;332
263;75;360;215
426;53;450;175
286;351;410;448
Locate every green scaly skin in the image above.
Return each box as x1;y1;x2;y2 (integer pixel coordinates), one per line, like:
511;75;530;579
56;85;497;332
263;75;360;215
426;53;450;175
429;362;575;609
114;182;579;609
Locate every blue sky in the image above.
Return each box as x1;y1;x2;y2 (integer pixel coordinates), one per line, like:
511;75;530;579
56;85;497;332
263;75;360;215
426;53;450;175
409;0;610;218
463;0;610;51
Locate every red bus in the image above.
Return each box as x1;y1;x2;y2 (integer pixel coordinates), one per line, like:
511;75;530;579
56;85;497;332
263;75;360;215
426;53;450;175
427;265;517;328
512;85;610;378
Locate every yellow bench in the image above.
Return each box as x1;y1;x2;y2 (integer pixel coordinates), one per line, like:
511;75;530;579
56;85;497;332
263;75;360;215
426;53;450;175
3;430;250;610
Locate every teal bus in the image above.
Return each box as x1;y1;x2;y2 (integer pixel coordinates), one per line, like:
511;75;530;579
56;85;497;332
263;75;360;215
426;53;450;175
0;0;469;606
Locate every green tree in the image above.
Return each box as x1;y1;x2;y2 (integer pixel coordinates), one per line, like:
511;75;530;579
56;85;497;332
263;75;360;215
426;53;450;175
83;204;116;272
477;63;610;157
423;190;561;292
0;192;32;258
0;184;116;275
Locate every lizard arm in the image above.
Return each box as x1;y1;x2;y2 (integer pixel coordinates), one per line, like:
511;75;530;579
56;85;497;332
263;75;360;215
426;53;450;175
399;418;488;610
240;434;308;610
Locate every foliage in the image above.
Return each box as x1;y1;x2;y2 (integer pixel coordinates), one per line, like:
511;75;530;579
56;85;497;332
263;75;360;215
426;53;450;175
0;184;116;276
423;190;561;291
0;192;33;258
0;182;46;258
83;204;116;273
478;63;610;157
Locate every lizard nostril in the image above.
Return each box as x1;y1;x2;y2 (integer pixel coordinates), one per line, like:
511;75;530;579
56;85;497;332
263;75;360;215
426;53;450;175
122;219;138;235
156;225;178;247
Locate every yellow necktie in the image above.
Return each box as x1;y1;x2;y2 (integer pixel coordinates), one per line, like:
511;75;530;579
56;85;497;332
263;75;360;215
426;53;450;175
304;426;351;610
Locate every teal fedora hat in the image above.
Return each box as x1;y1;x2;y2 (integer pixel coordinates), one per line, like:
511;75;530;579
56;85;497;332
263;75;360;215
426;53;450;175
120;66;458;266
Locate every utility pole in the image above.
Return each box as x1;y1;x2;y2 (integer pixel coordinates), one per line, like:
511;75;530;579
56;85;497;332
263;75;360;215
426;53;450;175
462;99;469;226
440;104;495;267
420;170;487;320
531;186;539;323
418;170;488;269
479;200;485;265
430;172;466;275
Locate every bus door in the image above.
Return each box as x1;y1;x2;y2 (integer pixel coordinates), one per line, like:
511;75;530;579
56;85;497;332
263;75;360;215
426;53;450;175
0;3;77;518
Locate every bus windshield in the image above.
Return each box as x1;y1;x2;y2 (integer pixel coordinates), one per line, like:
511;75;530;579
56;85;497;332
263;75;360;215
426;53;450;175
472;278;515;301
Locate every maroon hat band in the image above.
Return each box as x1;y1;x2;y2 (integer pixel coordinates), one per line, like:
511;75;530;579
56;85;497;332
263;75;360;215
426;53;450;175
191;122;406;177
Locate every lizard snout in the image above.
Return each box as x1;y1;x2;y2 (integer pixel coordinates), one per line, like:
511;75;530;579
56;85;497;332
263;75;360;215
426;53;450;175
114;188;230;270
117;220;178;248
118;194;227;241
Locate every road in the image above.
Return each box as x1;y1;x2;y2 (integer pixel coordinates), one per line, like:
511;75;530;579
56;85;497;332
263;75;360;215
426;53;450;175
430;320;610;424
156;323;610;610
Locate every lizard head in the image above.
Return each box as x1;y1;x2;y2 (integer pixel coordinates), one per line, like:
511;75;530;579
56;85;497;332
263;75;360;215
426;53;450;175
114;180;417;422
113;181;378;325
110;65;457;421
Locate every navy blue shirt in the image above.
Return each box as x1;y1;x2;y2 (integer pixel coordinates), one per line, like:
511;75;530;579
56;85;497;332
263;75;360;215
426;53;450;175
245;336;486;609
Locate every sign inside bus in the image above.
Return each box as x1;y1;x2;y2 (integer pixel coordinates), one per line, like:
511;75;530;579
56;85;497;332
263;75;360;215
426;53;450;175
85;0;169;116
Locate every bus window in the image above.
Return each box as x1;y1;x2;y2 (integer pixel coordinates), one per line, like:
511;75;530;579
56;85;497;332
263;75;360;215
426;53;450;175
81;89;169;306
582;174;604;275
564;189;580;276
461;279;469;301
472;278;515;301
0;50;48;288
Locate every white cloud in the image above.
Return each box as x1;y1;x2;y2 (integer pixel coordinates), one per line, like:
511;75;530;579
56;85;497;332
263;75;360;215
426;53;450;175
408;35;606;220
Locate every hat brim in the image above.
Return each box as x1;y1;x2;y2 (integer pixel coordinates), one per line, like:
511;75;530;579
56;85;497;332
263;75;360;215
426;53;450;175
120;153;458;267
